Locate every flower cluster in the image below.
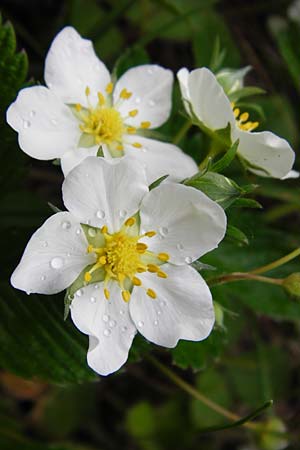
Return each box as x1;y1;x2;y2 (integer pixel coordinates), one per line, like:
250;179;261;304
8;27;296;376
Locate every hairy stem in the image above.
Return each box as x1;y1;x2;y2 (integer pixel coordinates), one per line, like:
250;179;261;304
208;272;283;287
250;248;300;275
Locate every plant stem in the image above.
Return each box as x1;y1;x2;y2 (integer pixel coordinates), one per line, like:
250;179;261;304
148;355;258;430
173;120;192;144
250;248;300;275
208;272;283;288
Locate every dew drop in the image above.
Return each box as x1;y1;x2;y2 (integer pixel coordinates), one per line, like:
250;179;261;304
119;309;124;315
102;314;109;323
138;320;144;327
149;99;155;107
30;110;36;118
94;284;99;290
42;241;48;247
88;228;96;237
154;320;159;326
90;296;96;303
157;309;162;316
176;243;184;251
135;96;141;104
185;256;193;264
159;226;168;237
76;289;83;297
61;220;71;230
159;300;166;307
103;328;111;337
68;294;74;301
41;275;46;281
76;228;81;235
121;326;128;333
50;257;64;270
147;68;154;75
47;82;53;88
119;209;127;218
96;210;105;219
23;120;31;129
51;118;58;126
109;320;116;328
86;219;91;225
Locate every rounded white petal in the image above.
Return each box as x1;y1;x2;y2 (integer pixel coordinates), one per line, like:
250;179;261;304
123;135;198;185
179;67;234;130
11;212;95;295
45;26;111;105
129;264;214;348
62;156;148;232
113;65;173;128
6;86;79;160
139;183;226;265
70;282;136;376
236;130;295;179
177;67;191;114
61;146;99;176
281;170;299;180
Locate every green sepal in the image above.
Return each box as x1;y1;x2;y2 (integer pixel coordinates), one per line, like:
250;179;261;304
229;86;266;103
226;224;249;246
211;139;239;173
149;174;169;190
78;132;96;148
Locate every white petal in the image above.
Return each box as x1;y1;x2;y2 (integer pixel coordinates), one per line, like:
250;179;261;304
236;130;295;179
178;67;234;130
71;282;136;376
177;67;191;114
281;170;300;180
123;136;198;185
61;146;98;176
62;156;148;232
11;212;95;295
45;26;111;105
139;183;226;265
113;65;173;128
6;86;79;160
129;264;214;347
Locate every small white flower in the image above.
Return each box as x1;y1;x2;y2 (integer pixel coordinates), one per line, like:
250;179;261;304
177;67;295;179
6;26;197;183
11;157;226;376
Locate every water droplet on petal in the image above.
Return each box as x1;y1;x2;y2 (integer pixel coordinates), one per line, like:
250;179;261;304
159;226;168;237
88;228;96;237
42;241;48;247
119;309;124;315
109;320;116;328
121;326;127;333
159;300;166;307
86;219;91;225
135;97;141;104
102;314;109;323
41;275;46;281
76;289;83;297
119;209;127;219
185;256;193;264
76;228;81;235
96;210;105;219
94;284;99;290
103;328;111;337
51;118;58;126
176;243;184;251
50;257;64;269
147;68;154;75
157;309;162;316
30;110;36;118
149;99;155;107
23;120;31;129
61;220;71;230
90;296;96;303
138;321;144;327
154;320;159;326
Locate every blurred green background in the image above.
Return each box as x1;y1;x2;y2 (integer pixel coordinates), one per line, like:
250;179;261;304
0;0;300;449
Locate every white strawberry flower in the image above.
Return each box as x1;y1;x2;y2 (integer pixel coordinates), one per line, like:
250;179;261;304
177;67;295;179
11;157;226;376
6;26;197;183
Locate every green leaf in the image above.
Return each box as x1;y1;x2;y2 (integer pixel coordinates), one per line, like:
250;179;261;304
226;224;249;246
149;174;169;190
0;282;97;384
211;140;239;173
184;171;242;209
229;86;266;103
230;198;263;209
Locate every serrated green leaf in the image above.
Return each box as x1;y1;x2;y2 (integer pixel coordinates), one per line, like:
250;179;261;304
211;140;239;173
230;198;263;209
229;86;266;103
226;224;249;245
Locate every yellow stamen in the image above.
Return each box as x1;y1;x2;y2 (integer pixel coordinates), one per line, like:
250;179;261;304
120;88;132;99
136;243;148;253
141;121;151;129
122;290;131;302
132;276;142;286
87;244;93;253
239;112;249;122
116;144;124;151
75;103;82;112
147;288;157;299
101;225;108;234
104;288;110;300
157;271;168;279
125;217;136;227
158;252;170;262
127;126;137;134
106;82;113;94
137;266;147;273
147;264;159;273
145;231;156;238
84;272;92;282
233;108;240;118
98;92;106;106
129;109;138;117
85;86;90;97
99;256;107;265
132;142;142;148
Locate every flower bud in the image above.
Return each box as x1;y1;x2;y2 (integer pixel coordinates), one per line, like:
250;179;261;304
282;273;300;299
256;417;288;450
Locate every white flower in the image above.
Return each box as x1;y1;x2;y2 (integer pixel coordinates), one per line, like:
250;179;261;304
11;157;226;376
6;26;197;183
177;67;295;179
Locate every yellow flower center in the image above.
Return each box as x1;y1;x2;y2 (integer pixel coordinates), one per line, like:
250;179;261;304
84;218;169;302
73;84;152;152
231;102;259;132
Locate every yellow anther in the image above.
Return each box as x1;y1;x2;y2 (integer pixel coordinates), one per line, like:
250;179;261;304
141;121;151;129
239;112;249;122
147;288;157;299
116;144;124;151
105;82;114;94
230;101;235;108
118;273;126;283
251;121;259;130
101;225;108;234
147;264;159;273
99;256;107;265
127;126;137;134
104;288;110;300
120;88;132;99
157;271;168;279
84;272;92;282
137;266;147;273
158;252;170;262
85;86;90;97
132;276;142;286
75;103;82;112
125;217;136;227
97;92;106;106
87;244;94;253
145;231;156;238
233;108;240;118
132;142;142;148
122;290;131;302
136;243;148;253
129;109;138;117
